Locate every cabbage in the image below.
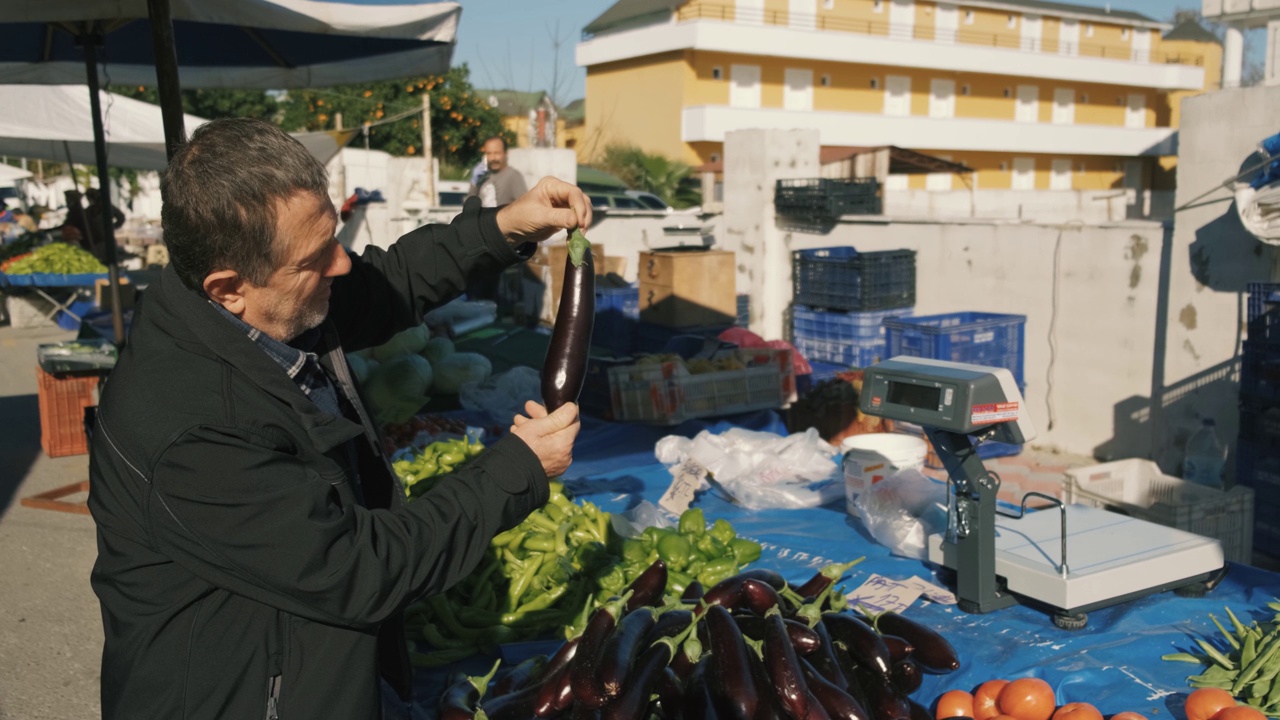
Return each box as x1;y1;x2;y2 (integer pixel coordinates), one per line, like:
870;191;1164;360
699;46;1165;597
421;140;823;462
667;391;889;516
363;354;434;425
346;353;371;383
422;336;455;364
431;353;492;395
372;324;431;362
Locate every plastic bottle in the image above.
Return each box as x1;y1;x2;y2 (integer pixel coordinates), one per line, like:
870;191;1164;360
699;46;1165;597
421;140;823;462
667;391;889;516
1183;418;1227;490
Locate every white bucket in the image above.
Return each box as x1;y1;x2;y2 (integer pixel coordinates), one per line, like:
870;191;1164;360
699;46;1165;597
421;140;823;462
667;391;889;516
841;433;929;516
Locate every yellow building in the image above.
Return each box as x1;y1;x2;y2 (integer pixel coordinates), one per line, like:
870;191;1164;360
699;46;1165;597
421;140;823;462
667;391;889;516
479;90;586;151
576;1;1221;191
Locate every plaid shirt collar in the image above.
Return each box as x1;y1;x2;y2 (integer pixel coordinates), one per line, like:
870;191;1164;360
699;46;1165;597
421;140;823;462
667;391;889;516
210;302;328;399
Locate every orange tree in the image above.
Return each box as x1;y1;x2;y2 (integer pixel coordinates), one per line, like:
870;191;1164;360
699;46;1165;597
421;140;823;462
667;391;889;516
276;64;512;167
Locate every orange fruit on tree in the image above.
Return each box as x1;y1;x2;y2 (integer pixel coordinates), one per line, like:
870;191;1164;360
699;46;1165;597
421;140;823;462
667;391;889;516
998;678;1057;720
1184;688;1237;720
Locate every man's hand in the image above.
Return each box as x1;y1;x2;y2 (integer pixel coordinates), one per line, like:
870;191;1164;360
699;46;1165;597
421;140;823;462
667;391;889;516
509;400;580;478
496;177;593;246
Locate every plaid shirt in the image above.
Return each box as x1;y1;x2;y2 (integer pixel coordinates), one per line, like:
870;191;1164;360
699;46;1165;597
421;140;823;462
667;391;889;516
211;303;343;419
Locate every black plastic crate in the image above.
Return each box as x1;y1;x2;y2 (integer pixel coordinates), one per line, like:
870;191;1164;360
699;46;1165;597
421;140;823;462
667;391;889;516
775;178;880;218
791;247;916;312
1249;283;1280;346
736;294;750;327
1242;341;1280;406
1240;403;1280;444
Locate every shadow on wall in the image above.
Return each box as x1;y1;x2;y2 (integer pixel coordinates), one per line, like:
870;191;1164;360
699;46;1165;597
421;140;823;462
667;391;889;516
1094;357;1241;477
0;394;44;515
1190;202;1274;294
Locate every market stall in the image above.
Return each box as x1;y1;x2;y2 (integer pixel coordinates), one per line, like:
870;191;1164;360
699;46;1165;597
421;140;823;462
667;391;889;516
399;404;1280;719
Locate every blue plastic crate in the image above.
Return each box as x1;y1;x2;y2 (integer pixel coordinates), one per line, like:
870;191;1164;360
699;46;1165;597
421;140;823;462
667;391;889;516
596;285;639;319
791;247;915;312
1248;282;1280;346
976;440;1022;460
792;331;885;368
635;321;730;355
592;286;640;356
884;311;1026;387
793;305;914;343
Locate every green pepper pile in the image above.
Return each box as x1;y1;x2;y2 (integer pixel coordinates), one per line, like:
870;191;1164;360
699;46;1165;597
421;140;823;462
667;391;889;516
392;436;485;499
3;242;106;275
1164;599;1280;714
405;482;762;666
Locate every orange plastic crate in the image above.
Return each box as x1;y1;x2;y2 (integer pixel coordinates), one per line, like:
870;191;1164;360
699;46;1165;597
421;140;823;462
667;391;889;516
36;366;99;458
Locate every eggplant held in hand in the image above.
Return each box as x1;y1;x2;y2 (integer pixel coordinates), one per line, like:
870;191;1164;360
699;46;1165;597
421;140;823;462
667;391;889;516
542;228;595;412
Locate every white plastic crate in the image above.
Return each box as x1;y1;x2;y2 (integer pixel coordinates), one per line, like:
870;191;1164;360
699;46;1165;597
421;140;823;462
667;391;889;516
5;293;59;329
608;348;795;424
1064;458;1254;564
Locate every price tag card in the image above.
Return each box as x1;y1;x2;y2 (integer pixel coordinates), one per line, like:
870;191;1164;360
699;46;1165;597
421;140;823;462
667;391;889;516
659;460;707;515
845;574;958;614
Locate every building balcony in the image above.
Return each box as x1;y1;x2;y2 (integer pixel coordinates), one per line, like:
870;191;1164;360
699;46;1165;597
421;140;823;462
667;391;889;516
577;12;1206;91
681;105;1177;156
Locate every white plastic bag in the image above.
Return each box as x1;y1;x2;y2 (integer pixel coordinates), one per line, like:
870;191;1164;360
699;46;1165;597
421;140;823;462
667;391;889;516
459;366;540;420
655;428;843;510
852;469;950;560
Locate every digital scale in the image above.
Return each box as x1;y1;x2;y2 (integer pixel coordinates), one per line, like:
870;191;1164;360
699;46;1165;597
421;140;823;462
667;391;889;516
860;358;1227;629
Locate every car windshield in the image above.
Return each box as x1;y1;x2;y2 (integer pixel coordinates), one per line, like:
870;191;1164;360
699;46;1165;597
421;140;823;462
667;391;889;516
633;194;668;210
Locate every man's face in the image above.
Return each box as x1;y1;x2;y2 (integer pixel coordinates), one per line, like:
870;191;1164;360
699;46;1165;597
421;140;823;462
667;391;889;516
483;139;507;173
241;191;349;342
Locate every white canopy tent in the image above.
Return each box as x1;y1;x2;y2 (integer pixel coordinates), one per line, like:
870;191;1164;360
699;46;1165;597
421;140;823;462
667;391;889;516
0;85;354;171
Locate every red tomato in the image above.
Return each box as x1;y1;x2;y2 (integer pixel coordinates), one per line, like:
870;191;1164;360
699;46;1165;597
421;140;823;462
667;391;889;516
998;678;1056;720
1210;707;1264;720
937;690;977;720
1111;713;1149;720
1053;703;1103;720
974;680;1011;720
1185;688;1237;720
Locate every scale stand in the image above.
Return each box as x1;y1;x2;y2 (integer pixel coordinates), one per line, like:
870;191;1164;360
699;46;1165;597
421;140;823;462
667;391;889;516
928;427;1227;629
860;357;1228;630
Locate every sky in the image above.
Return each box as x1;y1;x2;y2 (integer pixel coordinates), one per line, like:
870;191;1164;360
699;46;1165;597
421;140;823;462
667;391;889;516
344;0;1225;105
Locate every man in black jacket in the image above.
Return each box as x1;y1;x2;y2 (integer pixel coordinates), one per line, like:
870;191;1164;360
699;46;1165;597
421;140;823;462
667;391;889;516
88;117;590;719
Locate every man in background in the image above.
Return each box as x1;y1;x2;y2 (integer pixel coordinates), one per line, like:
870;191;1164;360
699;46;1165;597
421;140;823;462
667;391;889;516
466;136;528;300
468;136;527;209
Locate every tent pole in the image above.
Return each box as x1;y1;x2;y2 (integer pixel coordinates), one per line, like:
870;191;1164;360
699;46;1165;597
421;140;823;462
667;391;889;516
146;0;187;161
82;31;126;347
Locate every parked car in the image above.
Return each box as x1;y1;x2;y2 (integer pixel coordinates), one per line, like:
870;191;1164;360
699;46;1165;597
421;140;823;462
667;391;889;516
437;180;469;207
587;192;648;211
625;190;672;212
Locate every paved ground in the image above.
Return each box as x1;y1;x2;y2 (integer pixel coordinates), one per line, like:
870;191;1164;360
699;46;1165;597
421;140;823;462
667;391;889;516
0;323;102;720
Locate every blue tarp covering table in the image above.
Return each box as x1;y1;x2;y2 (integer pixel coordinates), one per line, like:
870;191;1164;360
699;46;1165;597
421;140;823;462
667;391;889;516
413;410;1280;718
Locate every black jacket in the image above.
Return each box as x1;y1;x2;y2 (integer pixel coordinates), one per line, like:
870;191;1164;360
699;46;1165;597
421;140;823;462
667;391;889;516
89;202;548;719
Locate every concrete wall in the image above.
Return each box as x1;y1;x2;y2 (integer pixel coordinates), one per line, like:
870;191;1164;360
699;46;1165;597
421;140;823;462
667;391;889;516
883;188;1173;222
1166;86;1280;473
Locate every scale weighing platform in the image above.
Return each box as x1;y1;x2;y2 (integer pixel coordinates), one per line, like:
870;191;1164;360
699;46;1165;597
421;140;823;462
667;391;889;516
861;358;1227;629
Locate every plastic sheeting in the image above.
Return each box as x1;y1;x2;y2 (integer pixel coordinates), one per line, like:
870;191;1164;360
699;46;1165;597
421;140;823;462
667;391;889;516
414;409;1280;717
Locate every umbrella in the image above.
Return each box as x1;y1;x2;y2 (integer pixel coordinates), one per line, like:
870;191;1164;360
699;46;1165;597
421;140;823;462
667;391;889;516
0;85;357;170
1;0;461;344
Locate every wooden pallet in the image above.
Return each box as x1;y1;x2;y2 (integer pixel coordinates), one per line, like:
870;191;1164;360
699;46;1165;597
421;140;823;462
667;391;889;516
20;481;90;515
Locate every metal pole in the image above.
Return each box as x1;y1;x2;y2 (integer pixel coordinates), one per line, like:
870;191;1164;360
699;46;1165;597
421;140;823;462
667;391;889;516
82;32;126;347
147;0;187;161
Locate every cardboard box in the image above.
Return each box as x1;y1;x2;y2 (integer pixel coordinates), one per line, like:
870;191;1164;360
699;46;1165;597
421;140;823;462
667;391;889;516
638;249;735;328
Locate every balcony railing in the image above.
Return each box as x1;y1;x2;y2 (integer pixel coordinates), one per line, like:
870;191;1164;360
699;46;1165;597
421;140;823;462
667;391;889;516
667;3;1205;67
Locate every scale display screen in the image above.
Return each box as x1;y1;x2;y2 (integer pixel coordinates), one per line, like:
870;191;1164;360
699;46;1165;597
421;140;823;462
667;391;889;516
887;380;941;411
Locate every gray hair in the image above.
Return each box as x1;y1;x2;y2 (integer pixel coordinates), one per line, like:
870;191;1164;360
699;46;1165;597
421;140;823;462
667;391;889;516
161;117;331;292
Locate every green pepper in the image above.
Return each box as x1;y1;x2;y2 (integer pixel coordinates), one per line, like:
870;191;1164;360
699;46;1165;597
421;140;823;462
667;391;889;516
525;511;559;533
696;557;738;588
656;532;692;571
620;538;649;564
596;563;627;594
507;553;543;608
501;584;569;625
678;507;706;536
522;532;556;553
729;538;762;565
543;501;567;523
695;533;727;560
439;451;465;466
641;526;662;548
709;518;736;545
666;570;694;595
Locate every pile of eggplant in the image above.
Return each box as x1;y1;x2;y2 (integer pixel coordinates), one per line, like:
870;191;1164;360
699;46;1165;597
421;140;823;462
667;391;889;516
439;558;960;720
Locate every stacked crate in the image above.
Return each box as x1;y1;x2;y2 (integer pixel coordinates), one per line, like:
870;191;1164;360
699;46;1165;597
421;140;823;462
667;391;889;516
788;247;917;383
1238;283;1280;552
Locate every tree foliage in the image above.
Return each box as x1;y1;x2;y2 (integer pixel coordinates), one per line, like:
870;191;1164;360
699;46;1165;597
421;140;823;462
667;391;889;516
276;64;512;168
594;144;701;208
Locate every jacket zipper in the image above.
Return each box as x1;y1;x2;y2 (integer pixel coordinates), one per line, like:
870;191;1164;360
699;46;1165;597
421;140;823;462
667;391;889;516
265;675;281;720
